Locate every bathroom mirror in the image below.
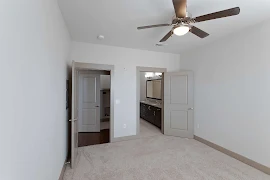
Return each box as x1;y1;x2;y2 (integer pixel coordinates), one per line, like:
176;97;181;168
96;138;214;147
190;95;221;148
146;79;162;100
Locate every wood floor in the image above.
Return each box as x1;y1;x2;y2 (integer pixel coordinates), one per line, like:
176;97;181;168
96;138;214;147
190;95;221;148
78;129;110;147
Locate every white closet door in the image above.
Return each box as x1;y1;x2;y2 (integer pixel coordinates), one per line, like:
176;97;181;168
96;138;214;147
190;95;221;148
164;71;194;138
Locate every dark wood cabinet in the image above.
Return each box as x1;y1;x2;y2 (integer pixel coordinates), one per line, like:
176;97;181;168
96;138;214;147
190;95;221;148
154;107;161;128
140;103;147;119
140;102;161;129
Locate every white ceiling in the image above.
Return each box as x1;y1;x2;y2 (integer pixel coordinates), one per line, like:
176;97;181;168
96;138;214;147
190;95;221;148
58;0;270;54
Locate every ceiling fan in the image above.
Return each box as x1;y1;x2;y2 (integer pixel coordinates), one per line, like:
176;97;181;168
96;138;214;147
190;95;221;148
137;0;240;42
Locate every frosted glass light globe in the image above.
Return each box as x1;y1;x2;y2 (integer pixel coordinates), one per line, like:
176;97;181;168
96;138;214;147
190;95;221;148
173;26;189;36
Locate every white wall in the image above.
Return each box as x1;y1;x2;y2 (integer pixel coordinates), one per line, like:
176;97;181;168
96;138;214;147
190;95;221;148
180;19;270;167
101;75;111;90
0;1;71;179
70;42;180;138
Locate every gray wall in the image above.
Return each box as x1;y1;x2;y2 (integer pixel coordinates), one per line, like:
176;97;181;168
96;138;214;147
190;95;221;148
0;1;71;179
101;75;111;90
70;42;180;138
180;19;270;167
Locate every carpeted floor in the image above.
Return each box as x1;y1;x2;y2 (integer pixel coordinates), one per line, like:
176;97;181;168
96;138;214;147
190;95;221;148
137;119;162;139
64;120;270;180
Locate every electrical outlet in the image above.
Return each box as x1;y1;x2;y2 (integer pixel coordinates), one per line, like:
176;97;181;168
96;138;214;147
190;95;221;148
123;124;127;129
197;124;200;129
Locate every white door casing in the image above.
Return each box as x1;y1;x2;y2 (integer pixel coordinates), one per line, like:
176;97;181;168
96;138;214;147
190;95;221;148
71;62;115;168
164;71;194;138
78;72;100;132
71;61;78;168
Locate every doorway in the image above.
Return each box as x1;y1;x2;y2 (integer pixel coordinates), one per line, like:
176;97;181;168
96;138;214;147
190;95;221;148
136;67;194;140
136;67;167;137
139;71;163;138
77;70;111;147
70;62;114;168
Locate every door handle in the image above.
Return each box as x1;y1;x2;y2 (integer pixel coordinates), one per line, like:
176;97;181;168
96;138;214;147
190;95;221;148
188;108;194;110
69;119;78;122
95;105;100;107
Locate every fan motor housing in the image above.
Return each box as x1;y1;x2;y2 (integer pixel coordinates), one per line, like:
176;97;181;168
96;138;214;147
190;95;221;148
172;12;194;25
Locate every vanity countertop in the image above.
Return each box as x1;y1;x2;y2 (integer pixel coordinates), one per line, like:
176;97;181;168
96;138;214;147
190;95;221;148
140;100;162;108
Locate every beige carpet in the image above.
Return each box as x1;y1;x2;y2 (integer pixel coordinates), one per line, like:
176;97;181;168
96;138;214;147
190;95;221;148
64;121;270;180
137;119;162;139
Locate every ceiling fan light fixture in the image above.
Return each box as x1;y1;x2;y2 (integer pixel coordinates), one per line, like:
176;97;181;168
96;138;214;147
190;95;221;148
173;25;190;36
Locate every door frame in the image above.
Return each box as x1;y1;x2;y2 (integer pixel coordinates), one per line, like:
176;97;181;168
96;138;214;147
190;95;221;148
73;62;115;143
136;66;167;135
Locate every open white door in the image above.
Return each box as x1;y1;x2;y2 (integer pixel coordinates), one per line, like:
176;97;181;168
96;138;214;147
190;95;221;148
78;73;100;132
71;61;78;168
164;71;194;138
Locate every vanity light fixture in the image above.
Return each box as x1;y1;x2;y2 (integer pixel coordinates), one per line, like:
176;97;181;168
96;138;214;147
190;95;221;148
145;72;154;78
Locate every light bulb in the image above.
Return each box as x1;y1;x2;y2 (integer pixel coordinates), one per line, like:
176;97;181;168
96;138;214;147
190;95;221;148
173;26;189;36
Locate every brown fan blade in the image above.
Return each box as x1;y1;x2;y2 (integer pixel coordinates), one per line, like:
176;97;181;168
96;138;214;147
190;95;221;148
194;7;240;23
137;24;171;30
172;0;187;18
190;26;209;38
160;30;173;42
